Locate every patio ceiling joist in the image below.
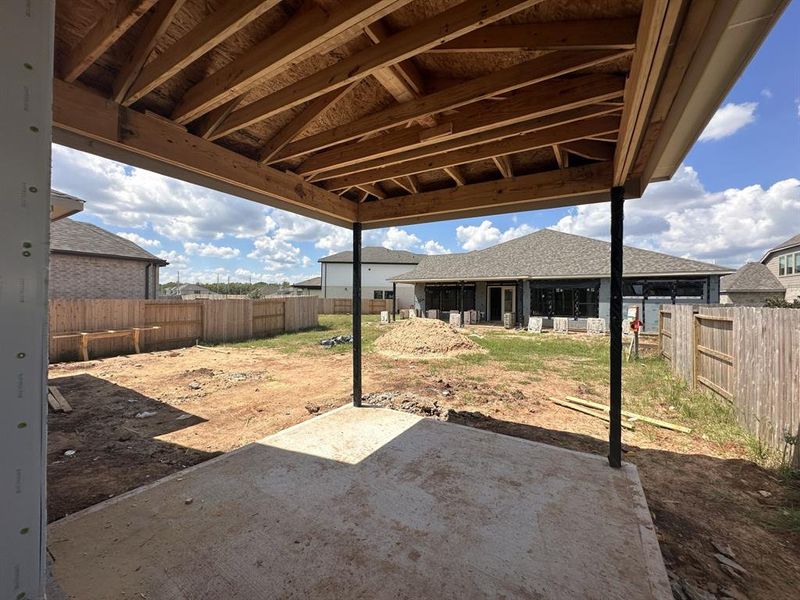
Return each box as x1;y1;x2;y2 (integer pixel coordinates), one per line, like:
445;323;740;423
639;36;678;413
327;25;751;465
308;103;621;182
53;79;356;226
321;115;621;190
210;0;545;139
299;73;626;176
359;162;614;228
123;0;283;105
427;17;639;52
267;48;629;164
61;0;159;82
170;0;404;124
111;0;187;103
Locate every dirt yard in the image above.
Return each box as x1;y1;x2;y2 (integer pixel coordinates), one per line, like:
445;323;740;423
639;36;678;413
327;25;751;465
48;316;799;600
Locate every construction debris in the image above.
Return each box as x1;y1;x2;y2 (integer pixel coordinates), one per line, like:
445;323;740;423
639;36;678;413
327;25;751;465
48;385;72;413
374;318;480;357
550;398;635;430
565;395;692;434
320;335;352;348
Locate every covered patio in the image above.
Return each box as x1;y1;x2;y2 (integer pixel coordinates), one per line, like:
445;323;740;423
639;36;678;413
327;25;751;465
0;0;786;598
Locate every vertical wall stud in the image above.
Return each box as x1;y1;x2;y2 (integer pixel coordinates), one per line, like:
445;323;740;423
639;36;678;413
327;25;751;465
0;1;55;597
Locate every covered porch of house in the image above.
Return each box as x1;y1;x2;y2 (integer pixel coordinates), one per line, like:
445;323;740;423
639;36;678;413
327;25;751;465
47;405;670;599
1;0;786;598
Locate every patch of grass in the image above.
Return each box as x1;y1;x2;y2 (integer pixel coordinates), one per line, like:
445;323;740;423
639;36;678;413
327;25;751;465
622;355;747;447
226;314;382;355
459;332;609;378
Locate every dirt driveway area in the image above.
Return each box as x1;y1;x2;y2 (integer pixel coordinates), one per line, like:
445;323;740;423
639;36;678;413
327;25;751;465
47;317;799;600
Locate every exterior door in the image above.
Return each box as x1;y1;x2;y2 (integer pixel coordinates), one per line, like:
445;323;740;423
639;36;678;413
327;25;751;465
488;287;502;321
488;286;515;321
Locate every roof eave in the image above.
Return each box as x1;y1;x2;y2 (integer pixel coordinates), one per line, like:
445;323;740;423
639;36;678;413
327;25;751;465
642;0;789;187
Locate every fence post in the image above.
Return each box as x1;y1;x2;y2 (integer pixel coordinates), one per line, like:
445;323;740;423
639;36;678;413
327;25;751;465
658;309;663;356
692;314;700;389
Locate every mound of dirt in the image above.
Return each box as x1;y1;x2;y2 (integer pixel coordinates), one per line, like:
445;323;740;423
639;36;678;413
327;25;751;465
374;318;481;357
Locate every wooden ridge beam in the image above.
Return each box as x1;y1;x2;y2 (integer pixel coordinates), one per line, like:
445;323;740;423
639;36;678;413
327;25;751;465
561;139;615;161
613;0;685;186
299;73;626;176
322;115;620;189
112;0;186;102
359;162;614;227
171;0;402;123
310;103;620;182
211;0;545;139
268;48;629;162
52;79;356;225
125;0;282;105
62;0;159;82
258;83;358;163
429;17;639;52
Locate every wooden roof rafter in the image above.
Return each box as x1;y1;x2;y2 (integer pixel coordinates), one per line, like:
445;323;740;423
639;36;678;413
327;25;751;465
52;0;781;230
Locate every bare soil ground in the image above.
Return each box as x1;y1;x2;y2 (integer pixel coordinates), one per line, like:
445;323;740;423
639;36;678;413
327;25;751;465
47;321;799;600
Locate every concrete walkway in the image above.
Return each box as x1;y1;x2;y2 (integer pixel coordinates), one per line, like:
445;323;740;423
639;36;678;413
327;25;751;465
48;406;671;599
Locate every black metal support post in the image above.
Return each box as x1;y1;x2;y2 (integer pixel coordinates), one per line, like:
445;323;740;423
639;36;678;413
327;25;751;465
609;186;625;468
353;222;362;407
392;281;397;321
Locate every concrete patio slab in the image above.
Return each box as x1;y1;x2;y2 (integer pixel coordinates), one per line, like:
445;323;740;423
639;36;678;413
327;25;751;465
48;405;671;599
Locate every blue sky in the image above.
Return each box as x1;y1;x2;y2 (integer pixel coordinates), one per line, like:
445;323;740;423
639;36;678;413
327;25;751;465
52;4;799;284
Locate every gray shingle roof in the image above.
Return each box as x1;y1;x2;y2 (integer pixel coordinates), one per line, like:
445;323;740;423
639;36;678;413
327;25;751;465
319;247;423;264
393;229;733;282
50;218;166;264
761;232;800;261
720;262;784;293
293;276;322;288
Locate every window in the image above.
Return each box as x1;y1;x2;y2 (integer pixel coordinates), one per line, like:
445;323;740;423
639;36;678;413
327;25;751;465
796;253;800;274
425;284;476;311
531;286;599;319
623;279;704;298
779;255;786;276
373;290;384;299
778;252;800;275
384;290;394;299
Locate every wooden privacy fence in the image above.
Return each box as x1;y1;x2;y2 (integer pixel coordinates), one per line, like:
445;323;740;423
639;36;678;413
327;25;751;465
659;305;800;454
317;298;391;314
49;296;318;362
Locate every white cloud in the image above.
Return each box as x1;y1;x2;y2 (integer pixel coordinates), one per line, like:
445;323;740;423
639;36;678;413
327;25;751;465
248;236;312;272
183;242;240;259
422;240;451;255
554;165;800;266
760;88;773;99
52;145;276;240
699;101;757;141
117;232;161;248
796;98;800;118
456;220;536;251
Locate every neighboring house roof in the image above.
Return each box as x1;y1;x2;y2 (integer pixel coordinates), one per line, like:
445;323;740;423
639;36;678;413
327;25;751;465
760;232;800;262
720;262;785;293
50;189;85;221
292;276;322;288
50;218;167;265
319;247;423;264
392;229;733;283
166;283;214;294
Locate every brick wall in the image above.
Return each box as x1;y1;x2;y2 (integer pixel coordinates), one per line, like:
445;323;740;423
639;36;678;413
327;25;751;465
50;253;159;299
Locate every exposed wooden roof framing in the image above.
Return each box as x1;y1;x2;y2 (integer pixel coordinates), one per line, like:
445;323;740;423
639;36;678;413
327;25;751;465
53;0;788;229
